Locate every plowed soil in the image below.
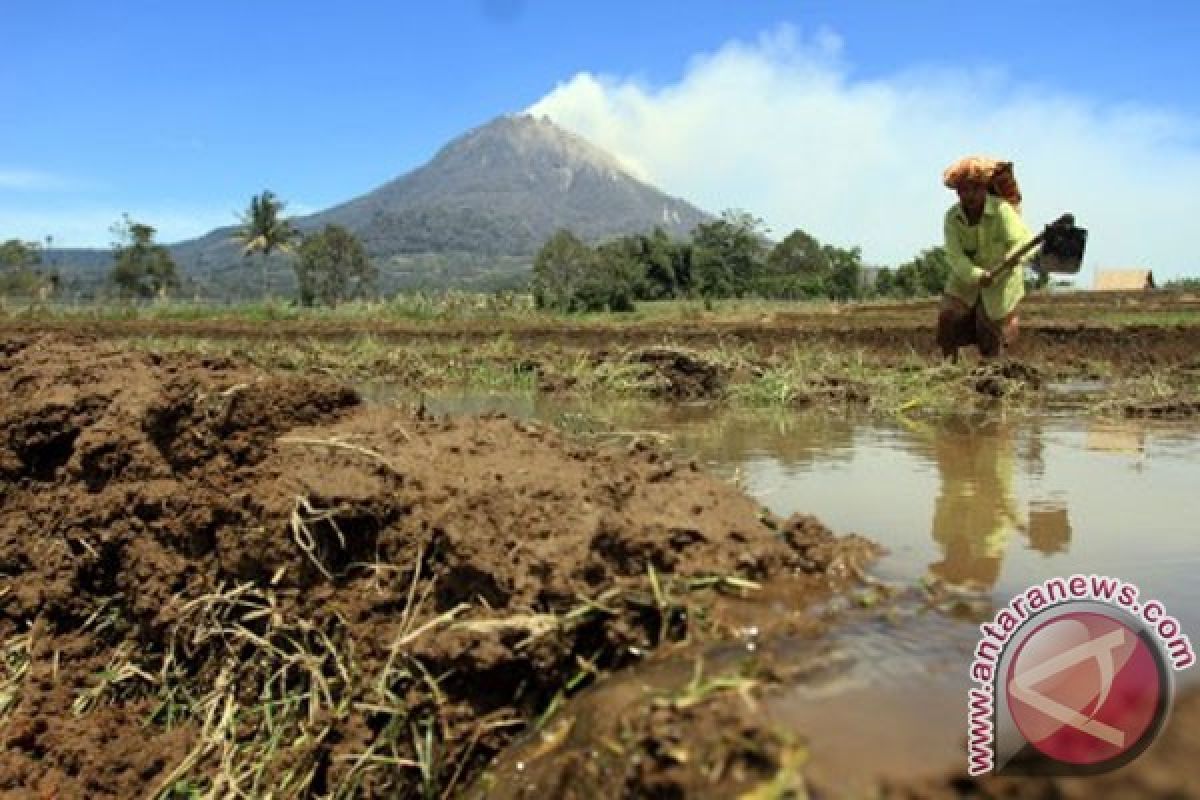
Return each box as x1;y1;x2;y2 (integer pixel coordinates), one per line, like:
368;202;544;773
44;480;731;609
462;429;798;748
0;336;878;798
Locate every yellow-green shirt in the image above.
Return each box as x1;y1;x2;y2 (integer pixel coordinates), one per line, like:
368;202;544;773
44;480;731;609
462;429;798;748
943;195;1033;319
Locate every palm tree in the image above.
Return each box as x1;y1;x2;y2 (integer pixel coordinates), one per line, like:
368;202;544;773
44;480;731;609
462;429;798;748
233;190;298;299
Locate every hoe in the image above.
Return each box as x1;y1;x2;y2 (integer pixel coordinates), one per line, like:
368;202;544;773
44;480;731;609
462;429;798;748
991;213;1088;281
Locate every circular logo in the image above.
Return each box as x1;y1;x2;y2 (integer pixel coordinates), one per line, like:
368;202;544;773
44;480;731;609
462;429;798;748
1005;611;1168;768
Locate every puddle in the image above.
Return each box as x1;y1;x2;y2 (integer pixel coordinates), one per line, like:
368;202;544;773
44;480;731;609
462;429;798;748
361;386;1200;782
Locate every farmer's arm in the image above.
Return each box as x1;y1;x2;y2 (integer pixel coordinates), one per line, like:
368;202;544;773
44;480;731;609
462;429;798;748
943;213;986;284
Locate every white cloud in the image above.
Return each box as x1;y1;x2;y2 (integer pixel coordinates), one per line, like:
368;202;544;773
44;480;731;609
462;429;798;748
529;25;1200;280
0;168;75;191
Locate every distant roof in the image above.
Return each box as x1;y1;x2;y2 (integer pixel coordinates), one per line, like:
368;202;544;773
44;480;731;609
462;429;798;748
1093;269;1155;290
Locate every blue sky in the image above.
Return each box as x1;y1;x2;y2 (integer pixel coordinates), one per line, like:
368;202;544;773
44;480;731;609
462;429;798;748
3;1;1199;278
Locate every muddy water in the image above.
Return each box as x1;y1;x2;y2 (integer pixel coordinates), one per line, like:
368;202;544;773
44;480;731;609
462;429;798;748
363;387;1200;787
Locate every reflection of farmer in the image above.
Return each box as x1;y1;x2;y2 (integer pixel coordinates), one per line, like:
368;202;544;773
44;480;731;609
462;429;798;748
924;420;1073;590
937;157;1036;361
927;419;1023;590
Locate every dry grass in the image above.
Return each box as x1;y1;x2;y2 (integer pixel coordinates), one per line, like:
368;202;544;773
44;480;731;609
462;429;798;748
2;526;808;800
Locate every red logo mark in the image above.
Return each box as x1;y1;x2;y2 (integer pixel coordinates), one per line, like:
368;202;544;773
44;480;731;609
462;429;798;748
1006;611;1162;766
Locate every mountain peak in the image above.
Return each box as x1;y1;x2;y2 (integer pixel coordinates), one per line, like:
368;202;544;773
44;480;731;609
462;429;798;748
435;113;632;178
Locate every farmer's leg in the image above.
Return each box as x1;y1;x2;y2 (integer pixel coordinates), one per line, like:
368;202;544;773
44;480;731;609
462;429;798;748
1000;312;1019;348
977;308;1019;358
937;295;973;361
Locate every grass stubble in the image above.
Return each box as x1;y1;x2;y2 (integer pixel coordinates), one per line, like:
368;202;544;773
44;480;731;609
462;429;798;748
1;458;803;799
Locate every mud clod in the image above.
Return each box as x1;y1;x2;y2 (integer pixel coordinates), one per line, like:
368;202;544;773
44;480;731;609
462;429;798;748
0;336;872;798
627;346;729;400
971;360;1043;397
791;375;872;407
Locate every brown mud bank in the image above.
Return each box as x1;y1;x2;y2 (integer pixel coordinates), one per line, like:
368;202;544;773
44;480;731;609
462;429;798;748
7;314;1200;417
0;336;878;798
4;316;1200;367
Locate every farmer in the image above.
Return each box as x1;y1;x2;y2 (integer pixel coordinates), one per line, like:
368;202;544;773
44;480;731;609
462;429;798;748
936;157;1035;361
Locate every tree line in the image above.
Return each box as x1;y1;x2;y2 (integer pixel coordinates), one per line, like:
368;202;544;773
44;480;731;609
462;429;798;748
0;205;979;310
531;210;955;312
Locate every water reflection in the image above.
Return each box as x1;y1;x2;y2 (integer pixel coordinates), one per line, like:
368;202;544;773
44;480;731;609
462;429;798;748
915;418;1073;590
540;400;863;472
1085;423;1147;455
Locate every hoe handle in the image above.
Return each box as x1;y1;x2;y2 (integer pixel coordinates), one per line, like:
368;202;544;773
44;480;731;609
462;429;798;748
988;231;1046;282
988;213;1074;282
